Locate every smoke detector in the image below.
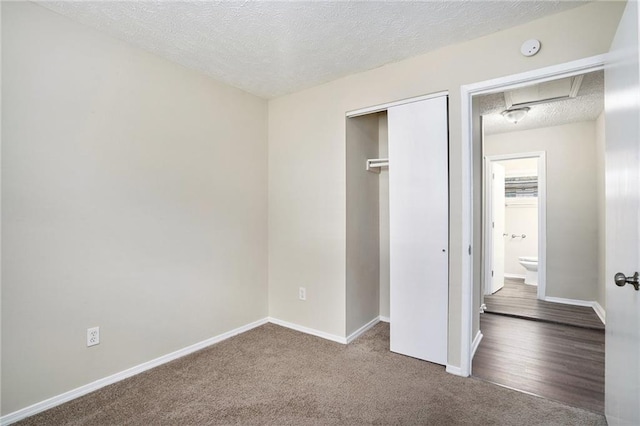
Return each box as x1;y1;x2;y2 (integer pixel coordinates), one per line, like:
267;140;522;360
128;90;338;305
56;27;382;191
521;39;541;57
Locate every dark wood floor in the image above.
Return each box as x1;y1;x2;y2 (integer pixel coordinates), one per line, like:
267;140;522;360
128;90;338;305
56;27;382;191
473;314;605;414
484;279;604;330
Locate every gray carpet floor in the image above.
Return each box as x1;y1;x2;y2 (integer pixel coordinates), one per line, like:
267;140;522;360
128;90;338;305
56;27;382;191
17;322;607;425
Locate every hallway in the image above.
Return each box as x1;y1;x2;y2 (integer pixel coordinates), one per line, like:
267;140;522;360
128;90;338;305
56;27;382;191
484;278;604;330
473;314;605;413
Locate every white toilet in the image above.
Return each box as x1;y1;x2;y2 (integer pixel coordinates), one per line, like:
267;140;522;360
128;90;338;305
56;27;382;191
518;256;538;285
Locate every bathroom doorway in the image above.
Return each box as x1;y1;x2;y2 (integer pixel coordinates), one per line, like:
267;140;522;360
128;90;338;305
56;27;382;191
483;153;544;302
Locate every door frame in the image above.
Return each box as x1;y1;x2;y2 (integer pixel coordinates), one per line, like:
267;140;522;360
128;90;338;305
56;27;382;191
483;152;547;300
458;54;606;377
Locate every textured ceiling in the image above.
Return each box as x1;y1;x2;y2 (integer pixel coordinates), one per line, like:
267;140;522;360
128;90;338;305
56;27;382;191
479;70;604;135
36;1;587;99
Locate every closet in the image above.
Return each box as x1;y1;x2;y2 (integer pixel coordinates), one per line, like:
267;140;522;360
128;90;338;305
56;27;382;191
346;94;449;366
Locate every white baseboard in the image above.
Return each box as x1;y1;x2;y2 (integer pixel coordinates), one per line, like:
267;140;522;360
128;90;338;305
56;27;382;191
0;317;269;426
471;331;483;358
346;317;380;343
592;301;606;325
446;365;466;377
503;273;526;280
544;296;594;307
379;316;390;323
543;297;606;326
267;317;347;344
2;314;396;425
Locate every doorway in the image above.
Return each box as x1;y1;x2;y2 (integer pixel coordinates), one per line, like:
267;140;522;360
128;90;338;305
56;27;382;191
459;56;607;374
461;5;640;423
468;67;607;413
483;153;545;301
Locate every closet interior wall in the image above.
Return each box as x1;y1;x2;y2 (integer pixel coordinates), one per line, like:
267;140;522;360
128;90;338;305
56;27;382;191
345;112;389;336
378;114;390;320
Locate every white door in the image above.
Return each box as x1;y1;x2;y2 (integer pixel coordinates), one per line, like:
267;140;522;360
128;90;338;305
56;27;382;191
490;163;506;294
388;96;448;365
604;1;640;424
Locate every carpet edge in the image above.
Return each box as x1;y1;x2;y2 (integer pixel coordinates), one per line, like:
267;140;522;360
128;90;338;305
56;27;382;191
0;317;270;426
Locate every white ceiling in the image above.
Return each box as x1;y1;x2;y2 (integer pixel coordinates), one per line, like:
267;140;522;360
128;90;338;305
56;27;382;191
479;70;604;135
36;1;587;99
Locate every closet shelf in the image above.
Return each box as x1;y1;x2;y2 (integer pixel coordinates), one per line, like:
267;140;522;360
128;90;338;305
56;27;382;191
366;158;389;173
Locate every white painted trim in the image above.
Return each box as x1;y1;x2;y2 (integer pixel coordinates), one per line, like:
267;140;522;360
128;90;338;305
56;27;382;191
503;273;526;280
460;72;473;378
471;331;483;358
543;297;606;326
482;156;493;296
536;152;547;301
270;316;386;344
593;301;606;325
505;169;538;178
346;91;448;118
460;54;606;378
346;317;381;343
0;317;270;426
2;315;393;425
543;296;593;307
267;317;348;344
483;153;543;162
462;55;606;95
505;198;537;207
379;316;390;323
446;365;465;376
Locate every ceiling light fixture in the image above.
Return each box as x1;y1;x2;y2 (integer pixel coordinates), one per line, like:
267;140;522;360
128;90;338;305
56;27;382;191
501;107;530;124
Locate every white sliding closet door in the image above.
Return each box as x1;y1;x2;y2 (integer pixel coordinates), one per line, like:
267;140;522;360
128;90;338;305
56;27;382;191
388;95;448;365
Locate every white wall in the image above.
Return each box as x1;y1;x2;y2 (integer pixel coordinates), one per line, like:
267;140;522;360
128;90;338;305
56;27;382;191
595;111;606;310
2;3;622;415
0;2;3;411
504;201;539;277
472;98;483;338
346;114;380;335
0;4;4;416
485;122;599;301
2;2;268;415
268;2;623;364
499;158;539;278
501;158;538;176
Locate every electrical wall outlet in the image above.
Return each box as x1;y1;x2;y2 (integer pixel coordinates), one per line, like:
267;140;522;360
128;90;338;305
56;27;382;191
299;287;306;301
87;326;100;347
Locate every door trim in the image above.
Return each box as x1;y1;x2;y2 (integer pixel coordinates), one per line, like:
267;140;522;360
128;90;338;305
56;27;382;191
458;54;606;378
346;91;449;118
483;152;547;300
